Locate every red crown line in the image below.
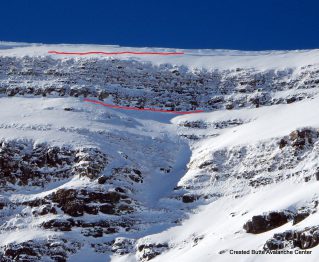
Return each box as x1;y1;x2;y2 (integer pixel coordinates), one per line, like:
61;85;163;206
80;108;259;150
48;50;184;56
83;98;204;114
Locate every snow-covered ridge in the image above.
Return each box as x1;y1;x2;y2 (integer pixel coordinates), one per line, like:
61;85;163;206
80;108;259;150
1;41;319;70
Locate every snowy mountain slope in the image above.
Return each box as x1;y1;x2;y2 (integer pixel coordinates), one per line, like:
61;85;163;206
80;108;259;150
157;96;319;262
0;96;195;262
0;42;318;261
1;42;319;115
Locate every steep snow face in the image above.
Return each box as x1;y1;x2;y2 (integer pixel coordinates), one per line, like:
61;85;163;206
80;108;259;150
160;96;319;262
0;43;319;262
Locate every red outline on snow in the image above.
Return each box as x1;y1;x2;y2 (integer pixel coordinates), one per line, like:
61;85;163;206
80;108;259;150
48;50;184;56
83;98;204;114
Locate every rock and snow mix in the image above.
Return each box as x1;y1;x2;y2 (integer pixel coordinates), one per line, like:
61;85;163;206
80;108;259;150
0;42;318;261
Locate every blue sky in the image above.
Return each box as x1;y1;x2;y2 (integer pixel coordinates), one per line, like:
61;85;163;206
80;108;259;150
1;0;319;50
